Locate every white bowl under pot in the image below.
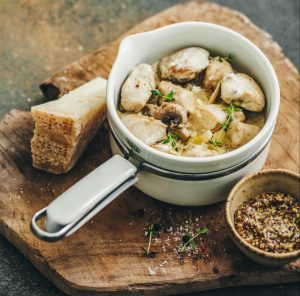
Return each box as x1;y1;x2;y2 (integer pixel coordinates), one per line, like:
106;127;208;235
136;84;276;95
31;22;280;241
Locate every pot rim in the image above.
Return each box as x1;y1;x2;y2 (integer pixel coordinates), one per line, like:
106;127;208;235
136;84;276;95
107;22;280;166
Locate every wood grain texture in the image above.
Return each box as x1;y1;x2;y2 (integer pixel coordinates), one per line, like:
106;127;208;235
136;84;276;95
0;1;299;295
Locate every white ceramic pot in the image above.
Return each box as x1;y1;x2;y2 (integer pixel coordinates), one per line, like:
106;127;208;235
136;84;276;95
31;22;280;241
107;22;279;205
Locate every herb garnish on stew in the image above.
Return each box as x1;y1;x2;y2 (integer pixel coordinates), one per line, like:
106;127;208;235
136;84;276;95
151;89;175;102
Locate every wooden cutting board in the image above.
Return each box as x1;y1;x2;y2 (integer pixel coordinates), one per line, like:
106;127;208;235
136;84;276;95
0;1;299;295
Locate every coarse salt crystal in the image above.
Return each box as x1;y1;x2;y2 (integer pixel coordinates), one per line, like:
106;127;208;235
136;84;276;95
147;266;157;276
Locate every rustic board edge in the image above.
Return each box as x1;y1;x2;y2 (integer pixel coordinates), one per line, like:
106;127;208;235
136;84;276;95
0;1;299;295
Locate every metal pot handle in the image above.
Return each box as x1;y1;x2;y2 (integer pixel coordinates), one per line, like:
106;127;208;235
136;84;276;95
30;155;138;242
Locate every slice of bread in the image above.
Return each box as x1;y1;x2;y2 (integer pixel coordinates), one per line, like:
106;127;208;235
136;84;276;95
31;77;107;174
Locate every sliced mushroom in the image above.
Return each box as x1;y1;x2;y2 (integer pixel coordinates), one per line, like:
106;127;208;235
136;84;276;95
158;81;196;113
141;103;162;118
221;73;265;112
121;64;155;112
189;101;227;132
226;121;261;148
204;57;233;90
142;102;188;127
183;143;219;157
159;102;188;126
120;113;167;145
159;47;209;82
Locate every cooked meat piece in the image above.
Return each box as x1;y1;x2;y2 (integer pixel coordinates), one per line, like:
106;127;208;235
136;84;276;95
168;125;191;141
226;121;261;148
158;81;195;113
185;84;210;103
159;47;209;82
204;57;233;90
120;113;167;145
189;101;227;131
183;143;219;157
233;110;246;122
175;126;191;141
221;73;265;112
121;64;155;112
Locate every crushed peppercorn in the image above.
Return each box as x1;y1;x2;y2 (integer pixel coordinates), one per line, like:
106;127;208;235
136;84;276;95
234;192;300;253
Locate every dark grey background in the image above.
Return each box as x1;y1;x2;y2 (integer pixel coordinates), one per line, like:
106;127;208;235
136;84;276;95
0;0;299;295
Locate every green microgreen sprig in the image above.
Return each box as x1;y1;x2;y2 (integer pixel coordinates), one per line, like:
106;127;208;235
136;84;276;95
208;140;222;147
142;224;161;257
163;132;180;152
178;226;209;253
209;104;242;148
218;53;234;62
151;89;175;102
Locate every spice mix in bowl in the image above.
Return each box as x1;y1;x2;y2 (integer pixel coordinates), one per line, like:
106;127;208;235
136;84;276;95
226;169;300;266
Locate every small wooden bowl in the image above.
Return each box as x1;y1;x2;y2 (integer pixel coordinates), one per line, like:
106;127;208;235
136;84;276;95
226;169;300;266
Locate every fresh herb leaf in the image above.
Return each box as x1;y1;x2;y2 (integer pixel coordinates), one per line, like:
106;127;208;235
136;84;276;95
189;240;198;250
142;224;160;257
220;122;228;131
227;53;234;61
151;89;175;102
178;226;209;253
171;141;180;152
163;132;180;152
223;103;242;115
196;226;209;235
219;53;234;62
208;140;223;147
164;90;175;102
151;89;162;96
